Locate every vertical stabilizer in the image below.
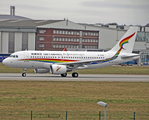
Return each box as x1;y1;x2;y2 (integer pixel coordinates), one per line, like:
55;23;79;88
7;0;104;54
110;27;138;53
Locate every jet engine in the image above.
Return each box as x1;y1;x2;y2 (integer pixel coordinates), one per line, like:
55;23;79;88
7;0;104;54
50;65;67;74
34;69;50;73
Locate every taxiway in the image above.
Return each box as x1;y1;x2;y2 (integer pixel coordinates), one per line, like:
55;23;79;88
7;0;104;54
0;73;149;82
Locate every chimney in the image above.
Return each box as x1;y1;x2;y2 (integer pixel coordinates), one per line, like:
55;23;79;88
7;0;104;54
10;6;15;16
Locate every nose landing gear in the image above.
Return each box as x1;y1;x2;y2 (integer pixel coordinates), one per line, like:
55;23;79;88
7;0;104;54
22;68;26;77
22;73;26;77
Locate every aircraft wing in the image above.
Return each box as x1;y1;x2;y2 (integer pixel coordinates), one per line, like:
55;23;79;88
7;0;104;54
57;59;104;67
42;59;106;69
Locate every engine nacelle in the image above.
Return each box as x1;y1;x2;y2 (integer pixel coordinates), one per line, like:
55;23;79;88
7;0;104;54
34;69;50;73
50;65;67;74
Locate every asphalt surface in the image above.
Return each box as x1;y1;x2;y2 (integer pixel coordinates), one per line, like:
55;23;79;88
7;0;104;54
0;73;149;82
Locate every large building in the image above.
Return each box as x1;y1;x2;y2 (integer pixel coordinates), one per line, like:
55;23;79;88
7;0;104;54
37;22;99;51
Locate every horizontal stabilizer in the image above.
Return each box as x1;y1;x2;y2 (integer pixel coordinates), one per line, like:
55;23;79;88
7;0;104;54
121;54;140;59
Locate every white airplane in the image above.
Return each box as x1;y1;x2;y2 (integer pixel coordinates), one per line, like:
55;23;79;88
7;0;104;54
2;27;140;77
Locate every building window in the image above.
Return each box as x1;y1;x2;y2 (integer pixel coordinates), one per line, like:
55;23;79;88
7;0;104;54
53;45;55;48
65;45;67;48
53;37;55;41
61;45;64;48
39;44;44;48
53;30;56;34
71;31;73;35
39;30;46;34
71;38;73;42
74;31;77;35
65;38;67;41
39;37;44;41
136;32;149;41
146;32;149;41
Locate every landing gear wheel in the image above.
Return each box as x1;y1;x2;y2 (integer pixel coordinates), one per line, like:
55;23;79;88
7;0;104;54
22;73;26;77
61;73;67;77
72;72;78;78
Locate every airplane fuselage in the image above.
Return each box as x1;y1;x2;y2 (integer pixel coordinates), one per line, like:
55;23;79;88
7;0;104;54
3;50;138;70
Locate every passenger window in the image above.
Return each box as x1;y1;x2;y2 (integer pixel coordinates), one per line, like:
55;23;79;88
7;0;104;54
16;55;18;58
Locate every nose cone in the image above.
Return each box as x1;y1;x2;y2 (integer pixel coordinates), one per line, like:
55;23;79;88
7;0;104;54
2;58;9;66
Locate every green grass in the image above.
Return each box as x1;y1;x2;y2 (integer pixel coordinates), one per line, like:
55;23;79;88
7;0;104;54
1;63;149;74
0;81;149;112
0;81;149;119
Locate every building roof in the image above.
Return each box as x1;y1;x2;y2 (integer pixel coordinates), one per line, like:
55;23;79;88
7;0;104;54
0;15;31;20
0;19;64;29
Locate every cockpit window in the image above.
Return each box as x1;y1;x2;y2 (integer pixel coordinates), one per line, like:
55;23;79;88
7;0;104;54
9;55;13;57
9;55;19;58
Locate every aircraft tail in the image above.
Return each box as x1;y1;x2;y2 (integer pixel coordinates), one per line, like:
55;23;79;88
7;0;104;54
110;27;138;53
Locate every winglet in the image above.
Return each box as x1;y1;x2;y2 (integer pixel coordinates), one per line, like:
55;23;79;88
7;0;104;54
63;48;67;51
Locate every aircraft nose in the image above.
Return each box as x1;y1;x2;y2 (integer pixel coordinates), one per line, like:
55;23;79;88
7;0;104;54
2;58;9;66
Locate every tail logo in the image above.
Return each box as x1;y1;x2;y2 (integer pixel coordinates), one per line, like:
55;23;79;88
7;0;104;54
103;32;135;63
119;32;135;50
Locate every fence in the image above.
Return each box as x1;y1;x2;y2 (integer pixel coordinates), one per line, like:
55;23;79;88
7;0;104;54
0;111;148;120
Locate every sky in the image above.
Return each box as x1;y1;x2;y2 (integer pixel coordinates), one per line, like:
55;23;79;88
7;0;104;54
0;0;149;25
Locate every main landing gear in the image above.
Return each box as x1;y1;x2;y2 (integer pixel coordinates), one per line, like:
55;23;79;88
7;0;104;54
61;72;79;78
22;68;26;77
72;72;78;78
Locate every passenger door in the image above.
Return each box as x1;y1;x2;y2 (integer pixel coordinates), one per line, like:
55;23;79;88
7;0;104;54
24;52;29;62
